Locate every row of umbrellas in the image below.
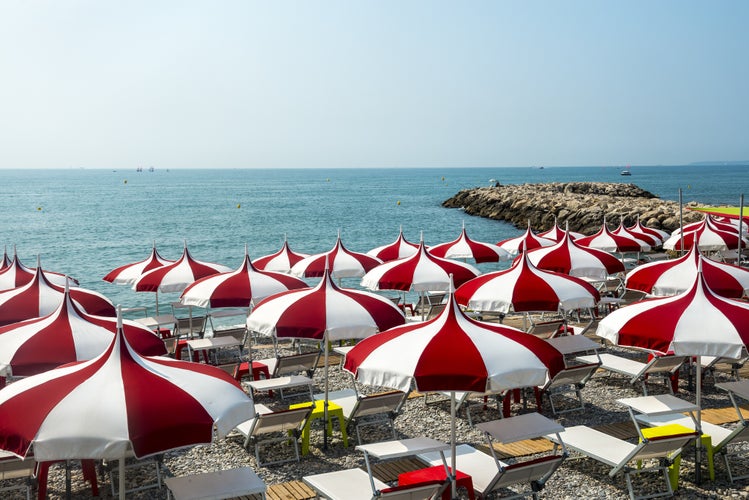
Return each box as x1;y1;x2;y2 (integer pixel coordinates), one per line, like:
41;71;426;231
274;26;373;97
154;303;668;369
0;214;747;497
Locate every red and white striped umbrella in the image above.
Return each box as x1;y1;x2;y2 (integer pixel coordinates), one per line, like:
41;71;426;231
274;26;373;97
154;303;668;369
344;291;565;496
663;219;747;252
455;252;600;314
247;269;405;342
611;220;661;247
625;246;749;298
291;235;382;279
526;232;626;280
181;250;307;309
0;253;76;290
252;238;309;273
103;242;173;285
600;271;749;358
0;247;9;270
678;216;741;236
497;224;555;256
0;288;166;378
576;220;651;253
367;229;419;262
429;226;510;263
0;314;253;500
0;268;115;326
627;217;670;243
537;224;585;242
361;242;480;292
134;244;231;293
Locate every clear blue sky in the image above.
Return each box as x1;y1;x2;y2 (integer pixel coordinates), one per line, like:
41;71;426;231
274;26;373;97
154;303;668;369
1;1;747;169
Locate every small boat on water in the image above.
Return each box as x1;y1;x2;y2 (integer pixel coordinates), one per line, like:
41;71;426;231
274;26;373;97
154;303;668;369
620;168;631;176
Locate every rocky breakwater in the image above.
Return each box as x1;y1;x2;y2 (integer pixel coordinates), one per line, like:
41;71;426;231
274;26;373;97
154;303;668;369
443;182;705;234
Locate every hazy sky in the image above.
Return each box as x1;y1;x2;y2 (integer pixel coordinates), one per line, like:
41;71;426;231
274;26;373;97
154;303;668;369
1;1;747;169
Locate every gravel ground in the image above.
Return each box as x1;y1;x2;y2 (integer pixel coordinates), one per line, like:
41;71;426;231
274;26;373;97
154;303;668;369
11;333;749;499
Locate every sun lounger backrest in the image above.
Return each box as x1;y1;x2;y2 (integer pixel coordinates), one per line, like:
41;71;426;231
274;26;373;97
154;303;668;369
641;355;688;377
273;351;320;378
249;407;311;436
212;326;246;340
527;319;565;339
351;391;407;419
0;453;35;498
175;315;207;338
491;454;565;493
425;304;446;320
612;432;697;475
378;479;444;500
543;363;600;390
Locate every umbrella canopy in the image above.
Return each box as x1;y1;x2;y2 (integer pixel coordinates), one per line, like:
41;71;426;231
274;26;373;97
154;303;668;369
526;232;626;280
627;217;670;243
611;220;661;247
367;228;419;262
576;220;652;253
678;216;741;236
429;225;510;263
663;219;747;252
598;272;749;359
625;246;749;298
181;250;308;309
291;234;382;279
0;315;253;463
344;292;564;393
497;224;556;256
247;269;405;342
361;242;480;292
0;253;76;290
103;242;173;285
0;267;116;326
134;244;231;294
536;224;585;242
0;247;10;270
252;238;309;273
0;288;166;377
455;251;600;314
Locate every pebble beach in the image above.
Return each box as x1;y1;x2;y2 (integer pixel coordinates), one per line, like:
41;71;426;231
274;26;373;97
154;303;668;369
30;322;749;500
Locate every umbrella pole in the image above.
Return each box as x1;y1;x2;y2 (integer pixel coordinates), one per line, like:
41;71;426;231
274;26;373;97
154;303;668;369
65;460;71;499
695;357;703;485
739;194;745;267
450;391;457;500
119;458;126;500
155;290;160;316
323;331;329;451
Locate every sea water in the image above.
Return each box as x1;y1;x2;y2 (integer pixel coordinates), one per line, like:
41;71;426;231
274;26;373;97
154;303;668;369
1;164;747;312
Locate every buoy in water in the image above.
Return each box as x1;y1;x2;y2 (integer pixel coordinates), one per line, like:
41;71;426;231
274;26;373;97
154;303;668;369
237;203;241;208
396;200;401;205
124;179;127;184
37;207;42;211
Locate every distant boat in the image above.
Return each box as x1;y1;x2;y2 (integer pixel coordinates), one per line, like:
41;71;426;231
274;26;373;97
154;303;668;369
148;166;155;172
620;168;631;176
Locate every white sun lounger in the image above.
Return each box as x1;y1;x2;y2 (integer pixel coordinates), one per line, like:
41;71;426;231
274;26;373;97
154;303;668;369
545;425;697;500
303;467;443;500
576;352;687;395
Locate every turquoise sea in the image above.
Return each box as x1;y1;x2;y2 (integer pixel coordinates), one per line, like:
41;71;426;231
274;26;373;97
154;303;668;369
1;164;747;313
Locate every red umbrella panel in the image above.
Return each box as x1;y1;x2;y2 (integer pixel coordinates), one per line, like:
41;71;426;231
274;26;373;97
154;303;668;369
0;253;76;291
526;232;626;280
0;289;166;378
455;252;600;315
0;316;253;465
625;246;749;299
291;235;382;279
497;224;556;256
611;220;661;247
367;229;419;262
103;243;173;285
0;267;115;327
627;217;670;244
536;224;585;242
429;226;510;263
181;252;308;309
252;238;309;273
663;220;747;252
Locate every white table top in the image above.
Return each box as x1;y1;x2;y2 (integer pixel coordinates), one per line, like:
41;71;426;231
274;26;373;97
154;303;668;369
186;336;242;350
716;380;749;401
246;375;314;392
356;436;449;461
546;335;601;356
164;467;266;500
134;314;176;329
617;394;698;416
303;468;388;500
332;345;355;357
475;412;565;444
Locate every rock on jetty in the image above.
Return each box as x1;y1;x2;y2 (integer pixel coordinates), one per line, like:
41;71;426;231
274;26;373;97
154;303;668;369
443;182;705;234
